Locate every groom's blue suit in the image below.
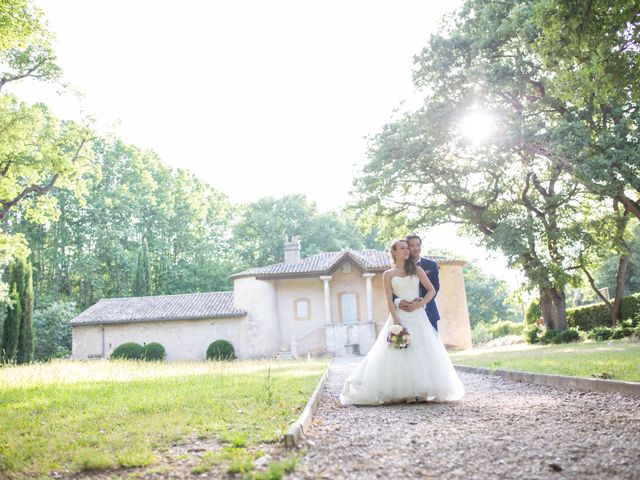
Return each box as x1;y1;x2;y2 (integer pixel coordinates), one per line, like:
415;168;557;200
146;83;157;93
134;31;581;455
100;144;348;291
418;257;441;331
395;257;441;331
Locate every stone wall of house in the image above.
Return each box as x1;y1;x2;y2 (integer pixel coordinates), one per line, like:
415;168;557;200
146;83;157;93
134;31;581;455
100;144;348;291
371;273;390;334
232;276;281;358
274;277;326;355
72;324;104;359
437;262;472;349
72;316;246;361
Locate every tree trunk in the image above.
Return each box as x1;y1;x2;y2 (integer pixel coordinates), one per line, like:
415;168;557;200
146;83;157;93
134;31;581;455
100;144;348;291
610;254;630;326
539;287;568;330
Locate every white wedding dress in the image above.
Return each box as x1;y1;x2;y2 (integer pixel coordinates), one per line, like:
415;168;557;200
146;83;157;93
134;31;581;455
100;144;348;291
340;275;465;405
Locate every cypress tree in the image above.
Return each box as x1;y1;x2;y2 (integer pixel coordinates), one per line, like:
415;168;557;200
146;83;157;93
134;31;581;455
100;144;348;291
2;283;21;363
133;240;151;296
17;260;34;364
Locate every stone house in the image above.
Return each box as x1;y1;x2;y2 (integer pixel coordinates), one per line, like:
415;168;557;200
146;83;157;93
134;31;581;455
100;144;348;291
71;237;472;360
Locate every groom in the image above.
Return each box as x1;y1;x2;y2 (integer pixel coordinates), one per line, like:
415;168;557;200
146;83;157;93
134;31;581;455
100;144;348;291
395;234;441;331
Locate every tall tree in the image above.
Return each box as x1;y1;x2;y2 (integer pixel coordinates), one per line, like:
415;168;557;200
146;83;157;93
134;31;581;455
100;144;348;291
533;0;640;220
2;282;21;362
133;239;151;296
16;257;33;363
353;0;640;329
233;195;375;270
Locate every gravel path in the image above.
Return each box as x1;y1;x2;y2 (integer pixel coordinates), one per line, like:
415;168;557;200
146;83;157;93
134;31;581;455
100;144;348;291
289;358;640;480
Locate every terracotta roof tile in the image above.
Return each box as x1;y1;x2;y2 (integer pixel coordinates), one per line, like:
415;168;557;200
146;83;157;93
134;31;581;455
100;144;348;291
70;291;245;326
230;249;459;279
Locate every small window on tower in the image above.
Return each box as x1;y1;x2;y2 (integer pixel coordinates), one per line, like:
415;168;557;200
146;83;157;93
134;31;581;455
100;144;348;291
294;298;311;320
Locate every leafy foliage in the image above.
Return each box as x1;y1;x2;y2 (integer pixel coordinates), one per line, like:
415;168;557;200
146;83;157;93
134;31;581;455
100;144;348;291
142;342;166;361
464;263;517;327
1;284;20;362
32;301;76;361
111;342;144;360
207;340;236;361
566;293;640;330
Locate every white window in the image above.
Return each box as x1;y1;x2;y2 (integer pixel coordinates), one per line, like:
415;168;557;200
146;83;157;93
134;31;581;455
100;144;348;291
294;299;311;320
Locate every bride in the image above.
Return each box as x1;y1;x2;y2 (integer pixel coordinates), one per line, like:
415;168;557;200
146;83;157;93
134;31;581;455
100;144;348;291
340;238;465;406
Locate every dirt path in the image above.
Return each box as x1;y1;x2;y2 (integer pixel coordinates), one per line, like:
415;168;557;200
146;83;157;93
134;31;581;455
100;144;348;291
290;358;640;479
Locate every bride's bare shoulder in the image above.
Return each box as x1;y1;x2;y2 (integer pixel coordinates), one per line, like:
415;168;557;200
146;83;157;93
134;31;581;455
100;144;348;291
383;268;399;278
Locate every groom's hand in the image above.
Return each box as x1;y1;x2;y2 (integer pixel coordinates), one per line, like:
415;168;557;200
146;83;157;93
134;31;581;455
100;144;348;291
399;298;422;312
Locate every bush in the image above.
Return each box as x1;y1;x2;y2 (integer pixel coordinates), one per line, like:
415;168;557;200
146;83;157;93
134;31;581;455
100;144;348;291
538;328;558;344
488;321;523;338
111;342;144;360
587;326;613;341
142;342;166;361
471;323;492;345
567;303;610;331
525;299;542;326
611;320;635;339
567;292;640;331
621;293;640;324
548;328;580;344
471;321;523;345
524;324;542;344
33;301;77;361
206;339;236;361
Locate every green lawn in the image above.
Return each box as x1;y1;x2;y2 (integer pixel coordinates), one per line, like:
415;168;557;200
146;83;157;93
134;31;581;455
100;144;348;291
450;339;640;382
0;358;328;479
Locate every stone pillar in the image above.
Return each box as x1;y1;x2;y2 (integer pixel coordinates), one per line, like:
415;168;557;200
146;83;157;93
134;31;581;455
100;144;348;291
320;275;335;355
320;276;332;324
363;273;375;322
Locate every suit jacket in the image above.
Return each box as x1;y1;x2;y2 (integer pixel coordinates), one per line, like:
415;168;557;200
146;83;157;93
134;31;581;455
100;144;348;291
417;257;440;323
392;257;441;327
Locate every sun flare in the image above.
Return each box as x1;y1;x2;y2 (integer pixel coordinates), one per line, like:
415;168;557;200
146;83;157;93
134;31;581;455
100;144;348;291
459;111;496;145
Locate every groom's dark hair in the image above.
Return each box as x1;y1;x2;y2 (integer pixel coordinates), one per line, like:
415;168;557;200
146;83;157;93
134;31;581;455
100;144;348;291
406;234;422;244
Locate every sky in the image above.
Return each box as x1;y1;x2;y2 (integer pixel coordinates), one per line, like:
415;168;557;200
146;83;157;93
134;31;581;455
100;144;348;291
9;0;522;284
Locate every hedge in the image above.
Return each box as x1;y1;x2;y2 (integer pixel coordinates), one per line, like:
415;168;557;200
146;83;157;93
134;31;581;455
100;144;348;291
206;339;236;361
111;342;144;360
567;292;640;330
142;342;166;361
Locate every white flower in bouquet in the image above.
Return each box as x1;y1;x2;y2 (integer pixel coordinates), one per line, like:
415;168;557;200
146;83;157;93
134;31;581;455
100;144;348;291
387;324;410;349
389;324;403;335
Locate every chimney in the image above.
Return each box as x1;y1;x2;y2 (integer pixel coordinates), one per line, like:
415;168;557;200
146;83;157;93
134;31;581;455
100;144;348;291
284;235;301;264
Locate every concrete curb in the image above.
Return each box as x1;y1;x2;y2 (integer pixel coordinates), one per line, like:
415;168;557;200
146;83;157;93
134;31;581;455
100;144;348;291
283;362;331;448
455;364;640;396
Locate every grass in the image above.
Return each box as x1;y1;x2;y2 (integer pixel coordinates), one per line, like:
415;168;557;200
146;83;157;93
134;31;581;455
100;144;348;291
0;358;328;478
450;339;640;382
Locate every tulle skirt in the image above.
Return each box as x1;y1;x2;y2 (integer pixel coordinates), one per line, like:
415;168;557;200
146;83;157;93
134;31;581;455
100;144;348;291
340;308;465;406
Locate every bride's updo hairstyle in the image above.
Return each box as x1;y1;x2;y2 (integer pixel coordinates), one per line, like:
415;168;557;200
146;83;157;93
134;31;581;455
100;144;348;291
389;239;417;276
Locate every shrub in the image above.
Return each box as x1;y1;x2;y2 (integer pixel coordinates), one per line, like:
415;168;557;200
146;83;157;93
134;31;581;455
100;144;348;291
548;328;580;344
206;339;236;361
538;328;559;344
33;301;77;361
488;321;523;338
525;299;542;326
111;342;144;360
471;323;492;345
610;320;634;339
142;342;166;361
567;292;640;331
621;293;640;324
566;303;610;331
587;326;613;341
524;324;542;344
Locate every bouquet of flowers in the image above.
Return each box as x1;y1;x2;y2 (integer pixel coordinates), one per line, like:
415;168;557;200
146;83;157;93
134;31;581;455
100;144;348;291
387;324;410;349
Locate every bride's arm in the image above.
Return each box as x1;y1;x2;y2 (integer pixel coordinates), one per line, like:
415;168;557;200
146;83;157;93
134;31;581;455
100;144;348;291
416;267;436;306
383;271;401;325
